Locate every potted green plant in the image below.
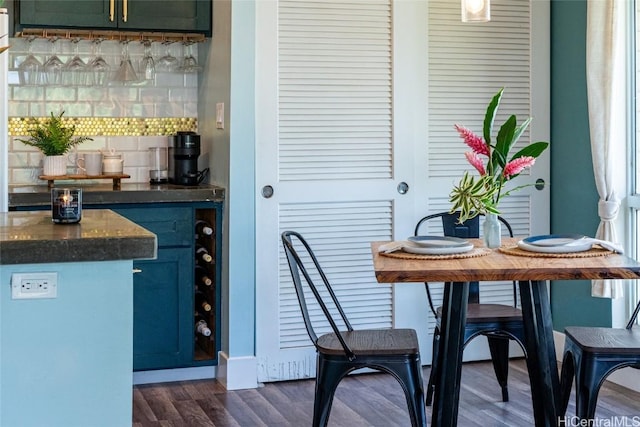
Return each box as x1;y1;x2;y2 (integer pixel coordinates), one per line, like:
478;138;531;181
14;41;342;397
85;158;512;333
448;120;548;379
448;88;549;247
17;111;92;176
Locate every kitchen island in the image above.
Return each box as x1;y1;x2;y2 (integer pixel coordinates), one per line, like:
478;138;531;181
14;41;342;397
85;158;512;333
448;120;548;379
0;209;156;427
8;183;226;380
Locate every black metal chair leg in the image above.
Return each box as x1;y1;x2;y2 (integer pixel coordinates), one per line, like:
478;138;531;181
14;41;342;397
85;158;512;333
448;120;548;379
576;360;606;420
425;327;440;406
390;358;428;427
409;359;428;427
487;335;511;402
558;352;575;417
314;357;345;427
575;376;599;420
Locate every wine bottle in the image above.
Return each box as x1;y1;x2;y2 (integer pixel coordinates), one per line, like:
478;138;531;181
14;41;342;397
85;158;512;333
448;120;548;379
195;220;214;237
195;265;213;287
195;319;212;337
195;244;213;264
195;291;212;312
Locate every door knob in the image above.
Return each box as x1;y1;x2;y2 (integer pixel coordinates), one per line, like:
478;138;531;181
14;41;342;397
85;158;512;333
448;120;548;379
535;179;545;190
262;185;274;198
397;182;409;194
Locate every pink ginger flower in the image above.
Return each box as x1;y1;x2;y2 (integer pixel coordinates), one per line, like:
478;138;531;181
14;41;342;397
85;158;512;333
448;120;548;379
465;151;486;176
455;124;489;156
503;156;536;179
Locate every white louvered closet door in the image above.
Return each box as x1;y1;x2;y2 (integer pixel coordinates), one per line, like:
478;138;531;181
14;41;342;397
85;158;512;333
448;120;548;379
423;0;550;361
255;0;549;382
255;0;427;382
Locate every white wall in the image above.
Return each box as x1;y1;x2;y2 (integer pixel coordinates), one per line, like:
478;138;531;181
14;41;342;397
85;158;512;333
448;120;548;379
199;0;258;390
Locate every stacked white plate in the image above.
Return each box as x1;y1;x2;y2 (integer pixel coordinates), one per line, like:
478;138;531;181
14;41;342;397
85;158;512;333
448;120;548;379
404;236;474;255
517;234;592;253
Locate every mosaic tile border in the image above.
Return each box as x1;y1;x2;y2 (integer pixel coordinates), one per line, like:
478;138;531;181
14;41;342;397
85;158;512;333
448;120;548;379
9;117;198;137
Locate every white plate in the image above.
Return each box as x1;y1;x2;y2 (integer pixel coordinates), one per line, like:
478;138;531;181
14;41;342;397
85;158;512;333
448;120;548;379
522;234;585;247
517;239;593;253
407;235;469;248
402;240;474;255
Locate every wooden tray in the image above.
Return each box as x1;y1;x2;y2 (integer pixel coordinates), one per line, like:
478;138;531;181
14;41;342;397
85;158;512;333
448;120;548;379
39;174;131;190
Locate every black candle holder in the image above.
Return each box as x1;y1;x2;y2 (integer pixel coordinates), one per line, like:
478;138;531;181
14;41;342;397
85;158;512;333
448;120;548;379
51;188;82;224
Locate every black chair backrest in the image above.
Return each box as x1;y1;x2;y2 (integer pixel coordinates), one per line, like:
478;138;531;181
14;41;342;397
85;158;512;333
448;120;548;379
281;231;356;359
415;212;516;310
414;212;514;239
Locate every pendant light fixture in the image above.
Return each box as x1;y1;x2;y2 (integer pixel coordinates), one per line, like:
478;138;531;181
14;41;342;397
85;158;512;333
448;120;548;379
461;0;490;22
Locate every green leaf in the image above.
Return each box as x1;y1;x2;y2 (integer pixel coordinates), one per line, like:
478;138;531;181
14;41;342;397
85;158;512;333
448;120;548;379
495;115;516;166
490;150;505;170
510;141;549;160
510;117;532;148
483;88;504;146
484;204;501;215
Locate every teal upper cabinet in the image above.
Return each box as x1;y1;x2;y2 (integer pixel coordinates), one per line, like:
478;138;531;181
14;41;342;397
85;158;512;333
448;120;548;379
19;0;211;35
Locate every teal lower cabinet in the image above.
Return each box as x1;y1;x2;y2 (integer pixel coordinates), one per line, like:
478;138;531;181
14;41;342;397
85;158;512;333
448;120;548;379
113;203;222;371
132;247;193;371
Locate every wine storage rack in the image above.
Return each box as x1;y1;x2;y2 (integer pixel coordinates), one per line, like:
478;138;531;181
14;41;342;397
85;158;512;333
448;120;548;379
193;208;217;361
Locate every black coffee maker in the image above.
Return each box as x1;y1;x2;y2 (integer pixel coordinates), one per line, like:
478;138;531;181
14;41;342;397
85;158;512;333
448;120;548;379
169;131;205;185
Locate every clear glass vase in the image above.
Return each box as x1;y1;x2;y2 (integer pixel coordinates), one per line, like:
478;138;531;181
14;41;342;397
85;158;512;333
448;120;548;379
482;213;501;248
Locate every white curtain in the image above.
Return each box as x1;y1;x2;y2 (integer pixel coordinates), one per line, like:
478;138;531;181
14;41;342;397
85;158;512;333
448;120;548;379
586;0;624;298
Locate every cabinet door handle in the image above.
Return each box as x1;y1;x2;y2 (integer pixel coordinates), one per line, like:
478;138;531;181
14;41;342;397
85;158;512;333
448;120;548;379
123;0;128;22
133;268;142;274
109;0;115;21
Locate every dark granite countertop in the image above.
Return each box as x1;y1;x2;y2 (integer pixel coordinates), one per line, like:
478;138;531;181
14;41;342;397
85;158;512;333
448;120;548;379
0;210;157;265
9;183;225;208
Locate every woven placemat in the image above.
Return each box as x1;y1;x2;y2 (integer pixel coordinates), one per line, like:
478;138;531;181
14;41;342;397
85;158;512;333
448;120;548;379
380;247;493;260
498;245;613;258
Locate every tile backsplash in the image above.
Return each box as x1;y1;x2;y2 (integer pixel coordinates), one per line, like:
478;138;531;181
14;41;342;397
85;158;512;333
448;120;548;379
7;37;200;185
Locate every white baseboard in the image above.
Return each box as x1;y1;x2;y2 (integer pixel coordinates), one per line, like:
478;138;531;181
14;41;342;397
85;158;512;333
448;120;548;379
217;352;259;390
553;330;640;393
133;366;216;385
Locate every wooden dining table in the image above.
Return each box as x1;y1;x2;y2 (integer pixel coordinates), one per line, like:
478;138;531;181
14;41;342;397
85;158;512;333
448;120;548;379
371;238;640;427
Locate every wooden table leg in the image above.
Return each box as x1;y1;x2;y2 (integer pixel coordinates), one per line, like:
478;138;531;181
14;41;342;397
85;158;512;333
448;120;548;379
431;281;469;427
518;280;560;427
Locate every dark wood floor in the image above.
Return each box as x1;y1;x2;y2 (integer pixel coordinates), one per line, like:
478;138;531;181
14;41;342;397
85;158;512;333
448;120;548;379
133;359;640;426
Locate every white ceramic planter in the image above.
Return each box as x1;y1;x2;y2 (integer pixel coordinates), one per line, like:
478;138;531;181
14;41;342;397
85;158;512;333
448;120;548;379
43;155;67;176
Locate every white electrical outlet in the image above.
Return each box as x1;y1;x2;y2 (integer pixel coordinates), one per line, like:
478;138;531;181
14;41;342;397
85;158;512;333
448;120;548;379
11;272;58;299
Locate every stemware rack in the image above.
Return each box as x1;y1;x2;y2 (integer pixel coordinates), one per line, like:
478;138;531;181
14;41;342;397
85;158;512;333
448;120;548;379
16;28;206;44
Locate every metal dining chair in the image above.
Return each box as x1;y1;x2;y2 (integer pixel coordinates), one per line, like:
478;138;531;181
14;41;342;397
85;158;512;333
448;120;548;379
415;212;527;405
559;298;640;420
281;230;427;427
